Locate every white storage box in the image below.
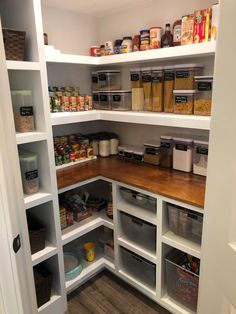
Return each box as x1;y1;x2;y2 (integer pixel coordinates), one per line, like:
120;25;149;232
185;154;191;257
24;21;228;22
173;137;193;172
120;247;156;288
120;212;156;251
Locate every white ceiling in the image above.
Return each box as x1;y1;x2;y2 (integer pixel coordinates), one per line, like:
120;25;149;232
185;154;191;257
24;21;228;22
42;0;152;17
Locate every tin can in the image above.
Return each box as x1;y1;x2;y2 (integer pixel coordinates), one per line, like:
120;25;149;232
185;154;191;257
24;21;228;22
105;41;114;55
90;46;101;57
150;26;162;49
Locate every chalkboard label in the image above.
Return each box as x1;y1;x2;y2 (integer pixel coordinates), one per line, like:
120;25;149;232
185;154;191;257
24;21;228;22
176;71;189;78
175;96;188;103
131;73;140;81
25;169;38;181
20;106;33;116
198;81;212;91
175;143;187;151
164;72;175;81
113;95;121;102
196;147;208;155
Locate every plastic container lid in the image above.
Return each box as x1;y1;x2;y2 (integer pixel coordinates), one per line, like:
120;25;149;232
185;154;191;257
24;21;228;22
130;68;141;72
194;139;209;145
118;145;128;150
98;91;112;94
144;141;160;148
112;90;131;93
164;65;174;71
19;150;37;161
123;36;132;40
141;67;152;72
13;90;32;96
133;148;144;154
173;137;193;143
152;66;163;71
160;135;173;140
173;90;197;95
124;149;134;153
150;26;162;29
140;29;150;33
194;75;213;81
91;71;97;75
97;70;120;73
174;64;204;70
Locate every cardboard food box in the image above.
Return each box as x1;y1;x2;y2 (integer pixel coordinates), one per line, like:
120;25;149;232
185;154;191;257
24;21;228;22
193;8;212;43
181;14;194;45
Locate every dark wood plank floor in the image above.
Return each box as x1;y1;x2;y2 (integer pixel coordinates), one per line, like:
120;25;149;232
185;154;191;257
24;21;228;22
66;270;171;314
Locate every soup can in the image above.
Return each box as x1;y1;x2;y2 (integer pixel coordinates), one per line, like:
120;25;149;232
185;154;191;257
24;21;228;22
90;46;101;56
150;26;162;49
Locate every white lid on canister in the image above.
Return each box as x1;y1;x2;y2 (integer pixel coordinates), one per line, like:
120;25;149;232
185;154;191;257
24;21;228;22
141;67;152;72
173;90;197;95
152;66;163;71
163;65;174;70
194;139;209;145
194;75;213;81
144;141;161;148
97;70;120;73
130;68;141;72
112;90;131;93
118;145;128;150
174;64;204;69
133;147;144;154
173;137;193;143
160;135;173;140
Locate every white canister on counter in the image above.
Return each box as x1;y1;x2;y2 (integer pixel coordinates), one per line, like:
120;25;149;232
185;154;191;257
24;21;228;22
173;137;193;172
99;135;110;157
110;134;119;155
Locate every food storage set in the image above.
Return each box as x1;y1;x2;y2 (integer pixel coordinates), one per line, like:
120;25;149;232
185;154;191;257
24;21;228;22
92;70;131;111
118;136;209;175
130;65;213;116
90;4;219;56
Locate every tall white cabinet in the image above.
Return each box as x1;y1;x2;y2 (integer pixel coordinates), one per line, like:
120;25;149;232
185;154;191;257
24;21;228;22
1;1;235;314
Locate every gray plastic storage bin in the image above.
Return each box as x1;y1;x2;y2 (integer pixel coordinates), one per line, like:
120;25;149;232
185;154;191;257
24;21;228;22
120;187;156;214
120;212;156;251
120;247;156;288
167;203;203;243
165;249;200;311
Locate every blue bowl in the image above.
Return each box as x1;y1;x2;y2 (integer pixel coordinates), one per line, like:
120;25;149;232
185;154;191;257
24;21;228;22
64;252;83;281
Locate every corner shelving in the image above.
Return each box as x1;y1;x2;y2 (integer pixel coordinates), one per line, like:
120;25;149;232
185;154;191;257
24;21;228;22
117;203;157;225
24;191;53;210
6;60;41;71
16;132;48;145
38;295;62;314
32;241;57;266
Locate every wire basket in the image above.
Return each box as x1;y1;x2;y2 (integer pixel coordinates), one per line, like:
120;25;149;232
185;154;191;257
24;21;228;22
2;28;26;61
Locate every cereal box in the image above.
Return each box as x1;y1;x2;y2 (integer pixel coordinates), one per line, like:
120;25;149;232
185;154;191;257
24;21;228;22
181;14;194;45
193;8;212;43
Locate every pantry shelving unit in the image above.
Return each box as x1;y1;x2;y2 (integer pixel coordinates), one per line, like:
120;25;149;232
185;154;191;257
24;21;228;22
0;0;218;314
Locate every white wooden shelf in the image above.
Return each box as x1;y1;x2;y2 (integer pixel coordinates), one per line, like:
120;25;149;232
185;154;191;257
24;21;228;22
162;231;201;259
24;191;53;210
16;132;47;145
51;110;211;130
31;241;57;266
118;269;156;297
117;201;157;225
38;295;62;314
118;236;156;264
46;42;215;66
6;60;40;71
161;294;196;314
61;211;114;246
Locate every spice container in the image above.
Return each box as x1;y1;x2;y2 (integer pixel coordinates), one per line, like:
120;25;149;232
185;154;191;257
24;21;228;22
91;72;98;91
133;148;144;162
173;90;195;115
100;45;105;56
173;137;193;172
99;135;110;157
97;70;121;91
174;64;203;90
152;66;163;112
112;90;131;111
160;136;173;168
105;41;114;55
144;142;161;165
109;133;119;155
163;66;175;113
98;92;112;110
92;91;99;109
194;76;213;116
121;36;133;53
193;139;208;176
142;68;152;111
12;90;35;133
19;150;39;195
130;68;144;111
149;26;162;49
90;46;100;57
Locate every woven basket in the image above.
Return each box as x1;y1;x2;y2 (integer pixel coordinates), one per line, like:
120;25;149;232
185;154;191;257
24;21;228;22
2;28;26;61
34;265;53;307
27;213;46;254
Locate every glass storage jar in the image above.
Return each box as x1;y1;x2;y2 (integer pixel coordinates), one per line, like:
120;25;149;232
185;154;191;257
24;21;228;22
173;90;196;114
194;75;213;116
152;66;163;112
142;67;152;111
160;135;173;168
98;92;112;110
97;70;121;91
19;150;39;195
163;66;175;113
111;90;131;111
193;139;208;176
174;64;203;90
12;90;35;133
173;137;193;172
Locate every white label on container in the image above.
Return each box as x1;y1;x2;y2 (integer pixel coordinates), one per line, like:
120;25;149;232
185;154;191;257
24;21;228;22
25;169;38;181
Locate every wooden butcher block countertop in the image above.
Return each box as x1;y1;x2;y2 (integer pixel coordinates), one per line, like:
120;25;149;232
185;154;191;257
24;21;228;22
57;157;206;208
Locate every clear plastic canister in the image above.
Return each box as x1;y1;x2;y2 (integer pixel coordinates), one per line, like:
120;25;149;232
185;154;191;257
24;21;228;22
174;64;203;90
173;90;196;114
130;68;144;111
194;75;213;116
163;66;175;113
160;135;173;168
19;150;39;195
91;72;98;91
193;139;209;176
12;90;35;133
97;70;121;91
142;67;152;111
173;137;193;172
152;66;163;112
130;68;142;88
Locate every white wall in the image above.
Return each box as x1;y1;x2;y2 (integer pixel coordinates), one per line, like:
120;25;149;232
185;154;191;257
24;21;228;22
41;5;99;55
98;0;216;44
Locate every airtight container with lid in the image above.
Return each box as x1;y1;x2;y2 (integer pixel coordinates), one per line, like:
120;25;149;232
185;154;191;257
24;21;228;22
152;66;163;112
173;137;193;172
19;150;39;195
97;70;121;91
11;90;35;133
194;76;213;116
173;90;196;114
130;68;144;111
142;67;152;111
160;135;173;168
164;66;175;113
124;146;134;159
92;91;99;109
133;148;144;162
144;141;161;165
91;72;98;91
118;145;128;157
111;90;131;111
174;64;203;90
193;139;209;176
98;91;112;110
130;68;142;88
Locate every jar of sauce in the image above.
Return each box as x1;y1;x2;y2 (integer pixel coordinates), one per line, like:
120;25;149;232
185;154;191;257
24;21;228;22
121;36;133;53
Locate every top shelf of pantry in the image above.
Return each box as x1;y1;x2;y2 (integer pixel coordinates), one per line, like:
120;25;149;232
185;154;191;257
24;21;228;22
45;42;216;66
